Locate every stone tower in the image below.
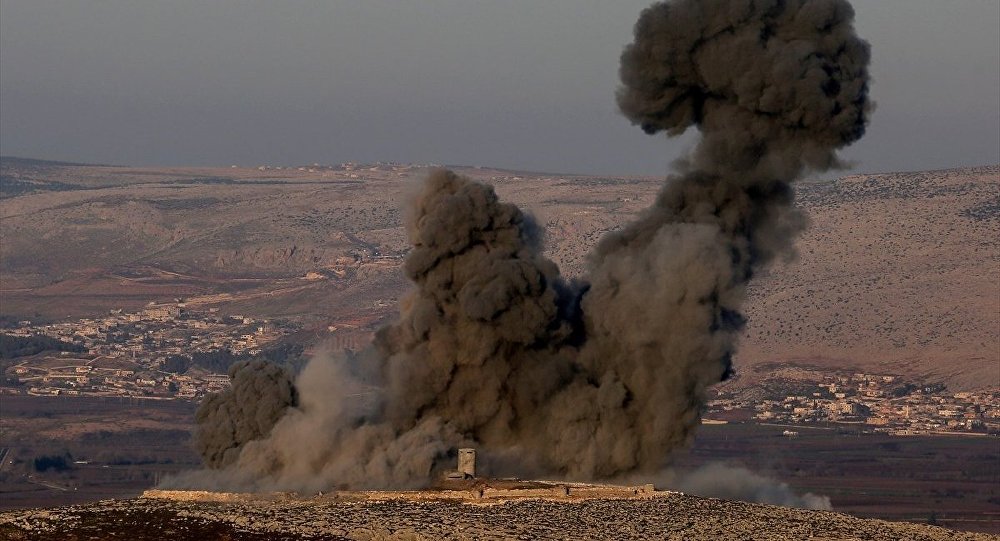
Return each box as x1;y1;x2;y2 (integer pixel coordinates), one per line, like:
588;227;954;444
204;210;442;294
457;448;476;478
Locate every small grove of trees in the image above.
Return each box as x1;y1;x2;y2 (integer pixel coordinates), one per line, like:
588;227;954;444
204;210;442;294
33;453;72;473
171;342;307;374
1;371;23;387
0;334;85;359
161;354;192;374
189;349;249;374
889;383;918;397
261;342;305;367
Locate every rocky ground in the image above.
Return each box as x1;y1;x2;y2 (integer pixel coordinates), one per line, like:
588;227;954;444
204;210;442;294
1;490;996;541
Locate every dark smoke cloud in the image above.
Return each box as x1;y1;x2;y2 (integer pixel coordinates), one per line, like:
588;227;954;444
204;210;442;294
171;171;571;491
172;0;869;491
376;169;577;440
167;350;465;492
193;360;298;469
576;0;870;475
667;463;832;510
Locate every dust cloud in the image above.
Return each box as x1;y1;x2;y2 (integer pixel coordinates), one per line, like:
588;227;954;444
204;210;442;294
169;0;870;493
666;463;832;510
192;360;298;469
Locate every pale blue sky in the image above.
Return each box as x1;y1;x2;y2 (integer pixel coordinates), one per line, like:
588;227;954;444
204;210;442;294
1;0;997;176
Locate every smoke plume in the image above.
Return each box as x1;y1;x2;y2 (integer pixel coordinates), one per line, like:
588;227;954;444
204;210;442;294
668;463;832;510
193;360;298;469
175;0;869;491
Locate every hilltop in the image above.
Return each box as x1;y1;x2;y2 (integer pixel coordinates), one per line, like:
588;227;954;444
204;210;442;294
0;158;997;390
1;487;995;540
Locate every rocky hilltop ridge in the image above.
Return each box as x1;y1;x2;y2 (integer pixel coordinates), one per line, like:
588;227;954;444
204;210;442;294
1;486;995;540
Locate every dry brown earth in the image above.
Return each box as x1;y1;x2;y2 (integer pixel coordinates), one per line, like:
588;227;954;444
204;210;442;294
2;489;997;540
1;158;997;389
739;167;999;390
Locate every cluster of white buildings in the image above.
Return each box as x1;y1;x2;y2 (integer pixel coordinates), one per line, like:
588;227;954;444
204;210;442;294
2;303;291;400
710;372;999;436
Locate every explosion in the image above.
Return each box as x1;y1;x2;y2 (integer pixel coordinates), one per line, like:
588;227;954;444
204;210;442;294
170;0;870;492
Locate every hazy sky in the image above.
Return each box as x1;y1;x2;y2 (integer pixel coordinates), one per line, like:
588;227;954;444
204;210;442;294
1;0;998;176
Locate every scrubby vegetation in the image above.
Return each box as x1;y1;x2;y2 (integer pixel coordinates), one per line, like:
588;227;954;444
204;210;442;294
0;335;85;359
33;454;72;473
173;342;307;374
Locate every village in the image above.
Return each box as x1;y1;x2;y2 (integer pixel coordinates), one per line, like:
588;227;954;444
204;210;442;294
2;306;997;439
0;303;298;400
707;372;1000;436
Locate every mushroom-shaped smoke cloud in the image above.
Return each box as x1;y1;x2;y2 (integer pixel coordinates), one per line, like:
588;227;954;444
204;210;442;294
178;0;869;492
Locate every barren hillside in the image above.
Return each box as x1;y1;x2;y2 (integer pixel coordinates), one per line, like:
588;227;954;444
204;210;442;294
1;158;996;389
739;166;999;390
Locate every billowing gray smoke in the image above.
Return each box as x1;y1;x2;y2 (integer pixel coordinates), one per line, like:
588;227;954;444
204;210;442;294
667;463;832;510
577;0;870;475
173;0;869;492
193;360;298;469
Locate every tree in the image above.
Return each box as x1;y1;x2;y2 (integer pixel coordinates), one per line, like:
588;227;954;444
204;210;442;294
162;355;191;374
33;454;71;472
